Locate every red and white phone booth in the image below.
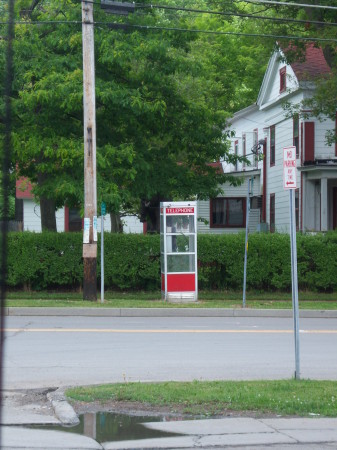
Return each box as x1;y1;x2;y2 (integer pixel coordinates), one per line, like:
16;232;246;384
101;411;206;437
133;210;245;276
160;201;198;302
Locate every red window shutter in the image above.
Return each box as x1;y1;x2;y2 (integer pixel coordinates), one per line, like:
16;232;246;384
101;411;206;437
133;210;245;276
304;122;315;163
280;67;286;93
64;206;69;232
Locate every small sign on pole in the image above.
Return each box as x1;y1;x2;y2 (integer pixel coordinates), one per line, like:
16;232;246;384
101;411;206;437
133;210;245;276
283;146;300;379
83;218;90;244
283;146;297;189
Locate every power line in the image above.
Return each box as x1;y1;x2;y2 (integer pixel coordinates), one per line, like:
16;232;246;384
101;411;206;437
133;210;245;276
0;20;82;25
1;20;337;42
80;0;337;26
98;21;337;41
239;0;337;11
137;3;337;27
3;1;336;32
84;0;337;11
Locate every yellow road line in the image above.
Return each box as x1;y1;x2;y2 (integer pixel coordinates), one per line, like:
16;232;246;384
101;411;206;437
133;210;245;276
3;328;337;334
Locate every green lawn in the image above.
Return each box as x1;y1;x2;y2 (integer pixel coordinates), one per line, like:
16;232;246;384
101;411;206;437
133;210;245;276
5;290;337;309
66;379;337;417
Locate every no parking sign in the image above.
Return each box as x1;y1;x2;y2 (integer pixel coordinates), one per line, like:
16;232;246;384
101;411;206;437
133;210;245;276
283;146;297;189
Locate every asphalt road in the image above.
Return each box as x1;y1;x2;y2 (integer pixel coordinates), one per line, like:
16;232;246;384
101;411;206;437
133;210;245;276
3;316;337;389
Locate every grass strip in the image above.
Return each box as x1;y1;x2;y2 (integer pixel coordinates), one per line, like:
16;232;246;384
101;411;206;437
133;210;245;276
4;299;337;309
5;290;337;309
66;379;337;417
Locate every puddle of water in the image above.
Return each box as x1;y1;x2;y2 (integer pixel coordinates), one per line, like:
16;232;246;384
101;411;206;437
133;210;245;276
31;412;182;443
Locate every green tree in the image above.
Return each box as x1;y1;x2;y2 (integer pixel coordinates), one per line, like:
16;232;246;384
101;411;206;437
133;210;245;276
2;0;270;232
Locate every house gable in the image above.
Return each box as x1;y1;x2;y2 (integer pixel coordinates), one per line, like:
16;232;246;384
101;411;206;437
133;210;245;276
257;50;299;110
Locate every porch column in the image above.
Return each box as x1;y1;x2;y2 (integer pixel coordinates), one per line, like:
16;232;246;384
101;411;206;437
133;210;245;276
321;177;328;231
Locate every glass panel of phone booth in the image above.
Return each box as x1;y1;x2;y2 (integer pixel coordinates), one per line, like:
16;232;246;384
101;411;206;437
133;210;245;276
166;215;195;233
167;255;195;273
166;234;195;253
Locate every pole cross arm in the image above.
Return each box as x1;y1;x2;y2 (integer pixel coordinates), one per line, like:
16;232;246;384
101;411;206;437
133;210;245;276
101;0;135;15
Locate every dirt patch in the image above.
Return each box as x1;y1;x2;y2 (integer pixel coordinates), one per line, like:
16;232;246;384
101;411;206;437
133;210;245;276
3;388;57;417
68;398;285;420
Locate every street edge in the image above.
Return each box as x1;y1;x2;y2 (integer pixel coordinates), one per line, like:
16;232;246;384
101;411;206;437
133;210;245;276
4;307;337;318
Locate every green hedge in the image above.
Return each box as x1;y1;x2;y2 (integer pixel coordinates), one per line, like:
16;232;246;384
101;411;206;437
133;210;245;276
6;231;337;292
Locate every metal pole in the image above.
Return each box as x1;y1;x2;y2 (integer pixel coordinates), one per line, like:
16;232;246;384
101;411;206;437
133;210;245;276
101;215;104;303
82;0;97;300
1;0;14;439
243;179;250;308
163;205;168;301
290;189;300;379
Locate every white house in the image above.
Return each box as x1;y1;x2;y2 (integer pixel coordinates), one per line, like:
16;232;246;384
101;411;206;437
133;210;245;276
198;44;337;233
15;178;143;233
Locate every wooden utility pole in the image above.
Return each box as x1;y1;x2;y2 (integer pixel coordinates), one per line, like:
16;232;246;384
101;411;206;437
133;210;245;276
82;0;97;300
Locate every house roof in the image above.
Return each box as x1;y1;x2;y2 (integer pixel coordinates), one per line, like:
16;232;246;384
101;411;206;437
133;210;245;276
256;43;331;108
286;44;331;81
207;161;225;174
16;177;34;199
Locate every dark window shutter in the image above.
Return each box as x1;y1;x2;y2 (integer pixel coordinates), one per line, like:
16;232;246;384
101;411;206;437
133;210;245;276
304;122;315;163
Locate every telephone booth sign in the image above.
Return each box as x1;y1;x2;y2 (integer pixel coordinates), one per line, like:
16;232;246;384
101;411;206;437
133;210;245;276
160;201;198;302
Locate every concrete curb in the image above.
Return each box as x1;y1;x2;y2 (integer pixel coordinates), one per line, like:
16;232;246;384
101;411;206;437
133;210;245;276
47;388;80;426
5;307;337;318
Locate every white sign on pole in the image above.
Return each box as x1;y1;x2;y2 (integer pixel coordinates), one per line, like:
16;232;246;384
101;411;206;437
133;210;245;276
93;215;98;242
83;217;90;244
283;146;297;189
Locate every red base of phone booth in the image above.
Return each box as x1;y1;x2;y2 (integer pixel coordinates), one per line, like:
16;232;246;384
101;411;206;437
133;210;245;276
161;273;195;292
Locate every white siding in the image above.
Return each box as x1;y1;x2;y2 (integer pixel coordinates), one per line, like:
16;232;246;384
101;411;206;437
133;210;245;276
259;54;299;108
23;200;41;232
314;118;336;160
249;209;261;232
23;200;65;232
197;200;211;234
267;117;292;232
123;215;143;233
23;199;142;234
98;215;142;233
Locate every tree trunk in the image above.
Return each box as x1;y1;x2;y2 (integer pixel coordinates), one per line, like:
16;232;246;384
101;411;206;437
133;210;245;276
40;196;57;231
140;196;162;233
37;173;57;232
110;212;123;233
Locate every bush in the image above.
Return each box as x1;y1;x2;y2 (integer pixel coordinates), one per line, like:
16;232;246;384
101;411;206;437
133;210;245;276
6;230;337;292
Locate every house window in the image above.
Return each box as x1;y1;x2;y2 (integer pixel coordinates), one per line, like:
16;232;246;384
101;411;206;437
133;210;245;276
295;189;299;231
211;198;246;228
270;125;275;166
234;140;239;171
270;194;275;233
242;134;246;170
280;66;286;93
293;115;299;158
